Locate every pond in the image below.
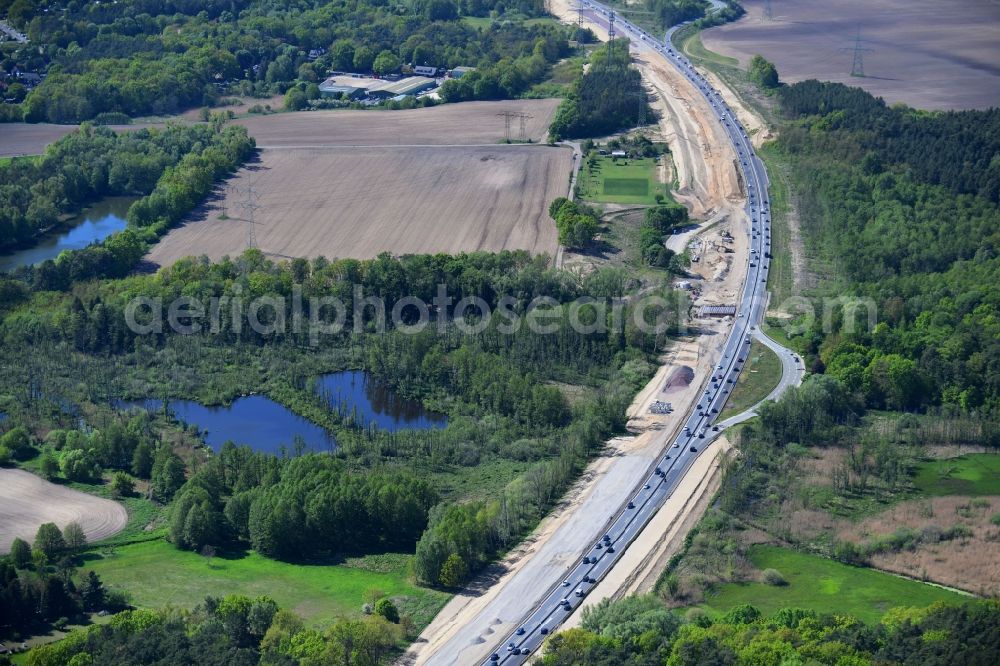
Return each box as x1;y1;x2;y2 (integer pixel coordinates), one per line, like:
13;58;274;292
315;370;447;432
0;196;134;272
119;395;338;456
118;371;446;456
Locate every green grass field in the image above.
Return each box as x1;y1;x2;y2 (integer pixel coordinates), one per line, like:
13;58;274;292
83;539;450;629
680;31;740;68
913;454;1000;496
699;545;969;624
758;143;795;305
578;155;667;205
720;340;782;418
0;155;38;168
462;16;561;29
604;178;649;196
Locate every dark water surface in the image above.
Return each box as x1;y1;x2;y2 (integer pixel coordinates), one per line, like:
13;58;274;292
314;370;447;432
119;371;446;455
120;395;337;455
0;197;134;272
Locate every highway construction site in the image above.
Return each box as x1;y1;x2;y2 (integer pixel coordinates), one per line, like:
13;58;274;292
404;3;794;664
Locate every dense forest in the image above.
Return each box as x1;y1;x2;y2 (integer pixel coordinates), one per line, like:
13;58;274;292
167;447;439;560
0;0;566;122
549;40;653;140
772;81;1000;416
540;594;1000;665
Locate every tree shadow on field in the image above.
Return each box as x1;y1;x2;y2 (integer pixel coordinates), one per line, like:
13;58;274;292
576;238;619;261
456;561;508;597
241;151;268;173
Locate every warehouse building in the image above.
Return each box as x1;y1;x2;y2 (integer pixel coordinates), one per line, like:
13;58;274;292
367;76;436;99
319;75;436;100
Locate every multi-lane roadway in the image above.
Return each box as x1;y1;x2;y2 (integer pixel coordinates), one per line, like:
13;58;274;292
478;4;795;663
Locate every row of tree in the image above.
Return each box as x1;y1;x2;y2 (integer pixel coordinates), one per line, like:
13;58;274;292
540;594;999;665
3;246;683;358
22;593;406;666
0;123;228;247
639;202;689;268
777;80;1000;202
548;197;599;249
1;122;255;292
645;0;709;29
1;420;187;501
0;563;116;638
413;384;631;587
1;519;126;636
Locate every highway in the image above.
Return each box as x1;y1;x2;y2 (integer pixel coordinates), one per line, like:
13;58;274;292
478;4;790;663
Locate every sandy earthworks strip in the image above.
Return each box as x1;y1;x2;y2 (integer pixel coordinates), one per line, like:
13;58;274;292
0;468;128;553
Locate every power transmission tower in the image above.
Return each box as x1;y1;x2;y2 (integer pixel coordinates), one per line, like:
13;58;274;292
607;10;616;70
497;111;513;142
843;25;873;77
762;0;773;21
517;113;533;142
232;183;262;250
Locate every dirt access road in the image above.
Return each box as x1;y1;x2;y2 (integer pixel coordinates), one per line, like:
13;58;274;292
0;468;128;553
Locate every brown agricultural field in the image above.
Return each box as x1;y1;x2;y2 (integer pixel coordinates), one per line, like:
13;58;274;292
0;123;78;157
702;0;1000;110
0;122;164;158
234;99;561;147
0;468;128;553
0;99;560;157
146;144;571;265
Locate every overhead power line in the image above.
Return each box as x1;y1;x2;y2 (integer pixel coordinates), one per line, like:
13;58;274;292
842;24;873;77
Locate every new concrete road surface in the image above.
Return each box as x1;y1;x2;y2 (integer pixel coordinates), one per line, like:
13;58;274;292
451;4;805;664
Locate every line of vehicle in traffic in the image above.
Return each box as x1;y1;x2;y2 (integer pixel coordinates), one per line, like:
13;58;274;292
484;5;774;663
